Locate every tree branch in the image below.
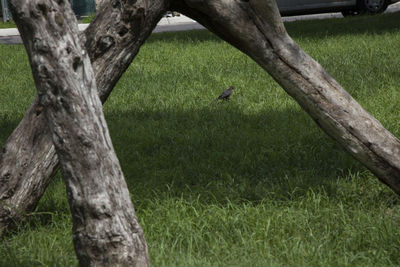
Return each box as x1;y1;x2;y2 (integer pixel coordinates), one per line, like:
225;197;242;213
171;0;400;194
0;0;168;235
7;0;151;265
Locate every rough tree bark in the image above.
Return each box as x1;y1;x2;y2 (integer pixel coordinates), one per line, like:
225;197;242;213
170;0;400;194
8;0;150;265
0;0;167;234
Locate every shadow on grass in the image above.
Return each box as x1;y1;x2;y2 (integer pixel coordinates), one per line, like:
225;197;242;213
2;103;389;231
105;105;364;205
147;12;400;45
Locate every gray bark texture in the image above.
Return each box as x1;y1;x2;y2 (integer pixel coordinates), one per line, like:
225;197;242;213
170;0;400;193
6;0;152;266
0;0;167;234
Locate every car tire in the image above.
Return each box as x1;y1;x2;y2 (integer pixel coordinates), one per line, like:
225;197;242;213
358;0;388;14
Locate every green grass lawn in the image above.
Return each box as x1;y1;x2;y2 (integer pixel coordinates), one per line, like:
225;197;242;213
1;13;400;266
0;20;16;29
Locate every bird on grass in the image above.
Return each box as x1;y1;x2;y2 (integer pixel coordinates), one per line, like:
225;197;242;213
213;86;234;102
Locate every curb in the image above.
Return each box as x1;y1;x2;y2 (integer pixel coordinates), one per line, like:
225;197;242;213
0;16;204;38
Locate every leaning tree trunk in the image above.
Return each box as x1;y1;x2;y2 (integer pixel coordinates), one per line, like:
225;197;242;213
170;0;400;192
8;0;149;265
0;0;167;235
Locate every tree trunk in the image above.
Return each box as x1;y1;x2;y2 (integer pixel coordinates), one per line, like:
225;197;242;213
170;0;400;193
0;0;167;235
8;0;150;265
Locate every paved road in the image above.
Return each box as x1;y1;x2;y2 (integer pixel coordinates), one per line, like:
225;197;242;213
1;3;399;45
283;1;400;21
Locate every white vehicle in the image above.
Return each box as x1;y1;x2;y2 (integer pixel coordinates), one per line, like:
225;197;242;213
277;0;399;16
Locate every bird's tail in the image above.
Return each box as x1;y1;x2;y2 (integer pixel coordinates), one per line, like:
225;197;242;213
210;97;219;104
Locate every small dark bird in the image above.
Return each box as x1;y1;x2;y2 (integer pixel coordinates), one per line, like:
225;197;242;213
214;86;234;102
